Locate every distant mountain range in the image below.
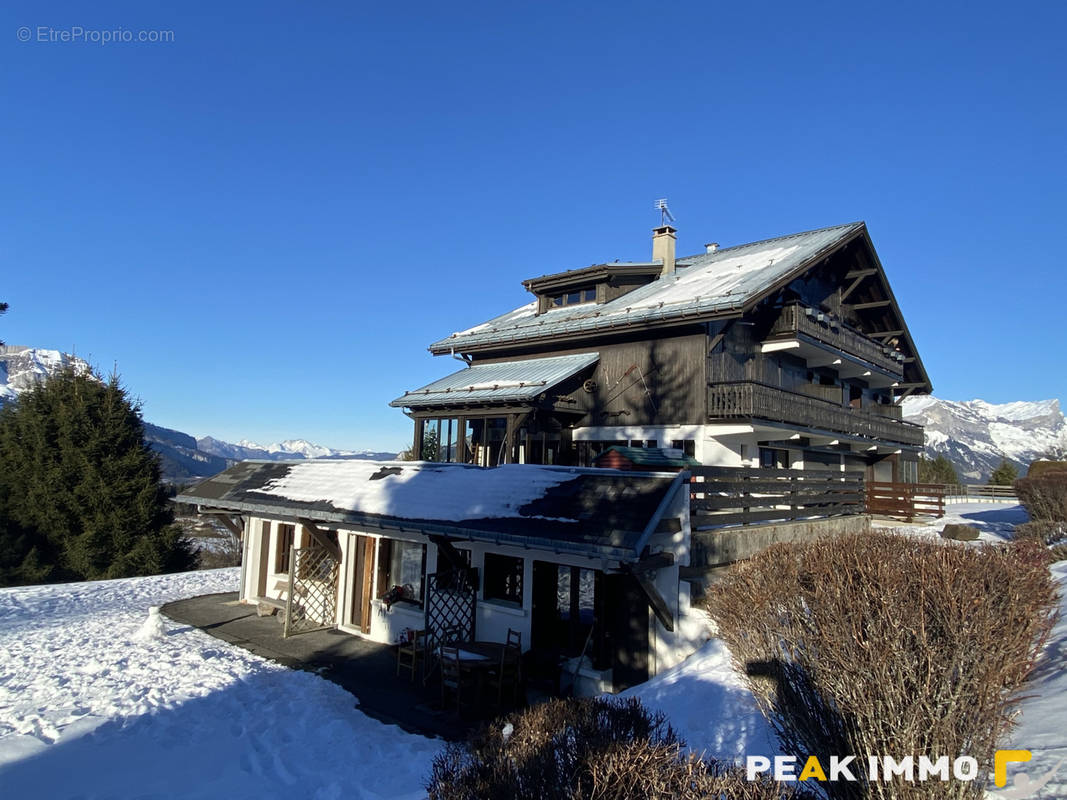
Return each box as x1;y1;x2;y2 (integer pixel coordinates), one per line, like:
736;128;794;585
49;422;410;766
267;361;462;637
1;346;398;483
902;396;1067;482
7;345;1061;486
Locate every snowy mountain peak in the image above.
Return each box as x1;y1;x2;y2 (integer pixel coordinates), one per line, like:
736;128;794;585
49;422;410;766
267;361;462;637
902;395;1067;481
0;345;93;404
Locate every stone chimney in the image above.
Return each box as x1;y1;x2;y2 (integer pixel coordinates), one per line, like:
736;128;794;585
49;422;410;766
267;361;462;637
653;225;677;276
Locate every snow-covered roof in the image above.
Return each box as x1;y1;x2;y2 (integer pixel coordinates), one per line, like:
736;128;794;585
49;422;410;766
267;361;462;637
176;459;684;561
390;352;598;409
429;222;864;354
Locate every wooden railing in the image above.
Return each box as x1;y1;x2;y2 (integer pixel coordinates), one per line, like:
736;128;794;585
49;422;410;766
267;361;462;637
707;381;925;447
689;466;865;529
942;484;1018;503
866;481;946;521
768;303;904;377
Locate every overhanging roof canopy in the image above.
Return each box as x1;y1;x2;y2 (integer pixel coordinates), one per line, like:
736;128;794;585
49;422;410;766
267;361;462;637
390;352;598;410
175;459;683;561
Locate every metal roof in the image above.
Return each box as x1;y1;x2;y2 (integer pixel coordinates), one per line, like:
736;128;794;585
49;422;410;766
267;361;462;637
175;459;683;562
429;222;865;354
390;352;599;409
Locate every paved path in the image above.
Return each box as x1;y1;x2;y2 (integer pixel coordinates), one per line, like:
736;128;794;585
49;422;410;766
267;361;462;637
161;592;466;741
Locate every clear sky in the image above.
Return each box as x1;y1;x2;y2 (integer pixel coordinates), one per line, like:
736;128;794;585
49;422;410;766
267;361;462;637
1;1;1064;451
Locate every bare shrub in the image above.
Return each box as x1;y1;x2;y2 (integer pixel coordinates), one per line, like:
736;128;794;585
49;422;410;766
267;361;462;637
1015;474;1067;522
709;533;1058;800
1015;520;1067;547
426;696;797;800
1025;460;1067;478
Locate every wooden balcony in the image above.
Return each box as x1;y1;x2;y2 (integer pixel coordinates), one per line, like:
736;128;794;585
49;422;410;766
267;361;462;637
767;303;904;377
707;381;924;447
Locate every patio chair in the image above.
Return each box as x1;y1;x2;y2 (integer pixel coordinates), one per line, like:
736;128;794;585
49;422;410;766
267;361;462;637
487;628;524;710
396;629;426;682
440;645;477;716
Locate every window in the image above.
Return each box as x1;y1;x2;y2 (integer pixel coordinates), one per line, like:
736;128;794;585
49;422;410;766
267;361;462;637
548;287;597;308
670;439;696;458
420;418;460;462
274;523;295;574
483;553;524;606
378;539;426;604
759;448;789;469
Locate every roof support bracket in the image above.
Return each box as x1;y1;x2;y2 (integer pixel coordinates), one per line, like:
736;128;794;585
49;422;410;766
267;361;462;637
298;518;342;561
204;512;245;541
625;567;674;632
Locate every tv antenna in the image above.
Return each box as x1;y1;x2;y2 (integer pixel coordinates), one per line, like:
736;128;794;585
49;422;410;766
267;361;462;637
655;198;675;226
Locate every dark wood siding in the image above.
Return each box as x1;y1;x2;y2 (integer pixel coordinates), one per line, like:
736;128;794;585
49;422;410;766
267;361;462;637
473;328;708;427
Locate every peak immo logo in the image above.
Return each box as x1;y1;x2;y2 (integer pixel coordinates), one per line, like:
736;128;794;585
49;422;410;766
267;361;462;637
746;750;1062;798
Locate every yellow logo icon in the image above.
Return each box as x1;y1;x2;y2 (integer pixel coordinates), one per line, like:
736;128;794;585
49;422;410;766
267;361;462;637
995;750;1032;788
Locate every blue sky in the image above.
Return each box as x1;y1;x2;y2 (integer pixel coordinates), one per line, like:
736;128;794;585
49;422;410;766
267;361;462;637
1;2;1064;451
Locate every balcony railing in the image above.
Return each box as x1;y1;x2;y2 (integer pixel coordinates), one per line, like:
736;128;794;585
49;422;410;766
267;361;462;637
768;303;904;377
707;381;925;447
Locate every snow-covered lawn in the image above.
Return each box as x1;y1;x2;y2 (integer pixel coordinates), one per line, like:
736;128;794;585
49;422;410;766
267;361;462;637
873;500;1028;543
0;568;442;800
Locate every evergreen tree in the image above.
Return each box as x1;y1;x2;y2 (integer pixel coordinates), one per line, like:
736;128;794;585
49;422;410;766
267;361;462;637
989;459;1019;486
0;367;197;586
918;453;961;485
0;300;7;346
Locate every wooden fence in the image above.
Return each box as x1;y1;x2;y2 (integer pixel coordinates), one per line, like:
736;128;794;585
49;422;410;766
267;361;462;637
866;481;946;521
689;466;865;529
942;484;1018;503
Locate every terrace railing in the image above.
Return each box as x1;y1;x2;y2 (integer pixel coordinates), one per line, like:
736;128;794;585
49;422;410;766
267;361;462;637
866;481;947;521
707;381;925;447
768;302;905;376
689;465;866;529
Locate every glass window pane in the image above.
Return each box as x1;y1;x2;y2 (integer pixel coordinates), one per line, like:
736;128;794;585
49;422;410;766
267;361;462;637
390;541;425;602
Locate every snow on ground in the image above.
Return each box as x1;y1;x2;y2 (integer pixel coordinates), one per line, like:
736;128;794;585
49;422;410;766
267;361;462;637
621;637;779;762
873;501;1027;543
0;569;442;800
1001;560;1067;798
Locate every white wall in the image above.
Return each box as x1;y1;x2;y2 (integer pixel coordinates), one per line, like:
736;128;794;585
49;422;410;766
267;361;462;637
237;505;709;687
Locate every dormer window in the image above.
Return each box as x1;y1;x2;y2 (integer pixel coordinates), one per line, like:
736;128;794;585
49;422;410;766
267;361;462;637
550;288;597;308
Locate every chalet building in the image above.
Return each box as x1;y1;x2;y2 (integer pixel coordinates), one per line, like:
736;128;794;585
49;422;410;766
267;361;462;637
178;219;929;696
392;221;930;482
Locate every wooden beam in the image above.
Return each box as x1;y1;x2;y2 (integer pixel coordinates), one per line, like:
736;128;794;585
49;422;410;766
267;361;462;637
628;569;674;632
849;300;892;310
632;551;675;573
209;513;244;540
839;274;867;302
874;329;904;340
298;519;342;560
845;268;877;279
427;535;468;573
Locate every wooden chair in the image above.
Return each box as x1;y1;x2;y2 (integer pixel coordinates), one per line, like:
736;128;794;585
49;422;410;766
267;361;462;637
441;623;464;645
396;629;425;682
440;645;476;716
488;629;524;710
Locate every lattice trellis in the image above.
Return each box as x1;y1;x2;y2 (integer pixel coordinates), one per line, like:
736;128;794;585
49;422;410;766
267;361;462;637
424;570;477;658
284;546;339;638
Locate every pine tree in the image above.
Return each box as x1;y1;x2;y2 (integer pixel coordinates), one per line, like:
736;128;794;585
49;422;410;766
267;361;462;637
0;367;197;586
918;454;961;485
0;300;7;346
989;459;1019;486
